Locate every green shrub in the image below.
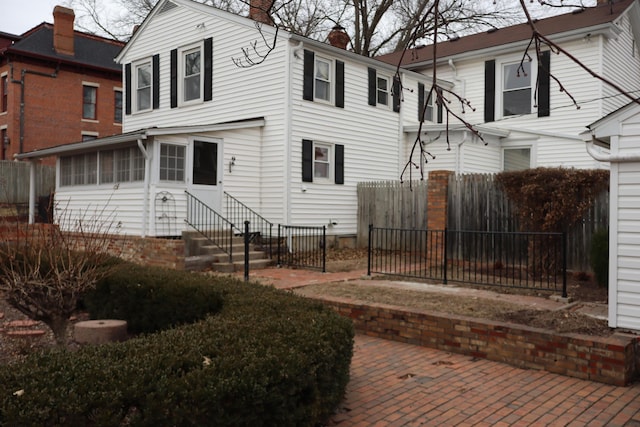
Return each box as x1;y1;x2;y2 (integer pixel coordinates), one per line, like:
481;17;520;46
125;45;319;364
84;263;224;333
0;273;354;426
590;228;609;288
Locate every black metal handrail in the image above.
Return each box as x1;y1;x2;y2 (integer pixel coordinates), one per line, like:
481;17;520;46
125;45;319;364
185;190;234;263
277;224;326;272
368;225;567;297
224;192;274;257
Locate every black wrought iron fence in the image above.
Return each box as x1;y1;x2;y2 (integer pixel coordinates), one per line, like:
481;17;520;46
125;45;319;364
368;225;567;297
277;225;326;272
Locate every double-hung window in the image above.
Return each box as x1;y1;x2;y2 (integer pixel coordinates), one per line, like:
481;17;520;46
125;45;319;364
314;56;332;103
114;89;123;123
1;75;7;113
182;46;202;103
376;76;390;106
135;61;152;112
502;61;532;116
313;143;331;180
302;139;344;184
82;84;98;120
503;147;531;171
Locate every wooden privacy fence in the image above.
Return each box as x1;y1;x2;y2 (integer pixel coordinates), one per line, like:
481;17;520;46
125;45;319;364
0;160;55;204
357;180;428;245
357;172;609;272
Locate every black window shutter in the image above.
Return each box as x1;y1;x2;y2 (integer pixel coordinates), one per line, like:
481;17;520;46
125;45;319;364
335;144;344;185
335;60;345;108
417;82;425;121
392;75;401;113
538;50;551;117
302;139;313;182
170;49;178;108
125;63;132;115
152;54;160;109
204;37;213;102
303;50;314;101
484;60;495;122
368;68;377;106
437;88;443;123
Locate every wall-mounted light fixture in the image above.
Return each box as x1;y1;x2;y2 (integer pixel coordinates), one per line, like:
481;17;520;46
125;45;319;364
229;156;236;173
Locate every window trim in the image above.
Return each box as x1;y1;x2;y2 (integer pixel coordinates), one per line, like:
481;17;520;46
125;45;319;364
502;145;534;171
313;142;332;181
314;55;333;104
376;74;391;108
178;42;204;105
82;82;99;121
133;59;153;113
498;58;537;118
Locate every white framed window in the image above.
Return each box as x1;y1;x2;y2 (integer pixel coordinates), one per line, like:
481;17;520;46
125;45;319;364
503;147;531;171
180;44;203;104
134;60;152;112
160;143;186;182
501;60;533;117
60;148;145;187
313;143;332;180
60;153;97;186
376;75;390;106
314;56;332;102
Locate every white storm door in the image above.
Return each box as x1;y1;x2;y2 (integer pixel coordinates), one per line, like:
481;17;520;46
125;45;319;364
188;138;223;213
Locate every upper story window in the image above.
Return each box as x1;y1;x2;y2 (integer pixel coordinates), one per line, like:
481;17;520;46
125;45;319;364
135;61;152;112
303;50;344;108
502;61;532;116
160;143;186;182
314;56;332;102
82;84;98;120
418;83;442;123
376;76;390;106
1;75;7;113
369;68;400;112
182;46;202;103
114;89;123;123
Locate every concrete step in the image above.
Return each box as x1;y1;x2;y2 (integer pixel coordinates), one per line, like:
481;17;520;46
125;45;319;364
212;258;274;273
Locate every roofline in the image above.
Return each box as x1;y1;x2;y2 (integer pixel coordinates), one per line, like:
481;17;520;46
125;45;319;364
15;118;266;160
403;124;510;138
404;22;621;70
3;48;122;75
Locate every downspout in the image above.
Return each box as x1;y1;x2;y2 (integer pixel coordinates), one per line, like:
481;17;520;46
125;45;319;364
448;59;465;98
10;62;59;155
284;41;303;225
137;137;150;237
28;160;36;224
454;131;468;174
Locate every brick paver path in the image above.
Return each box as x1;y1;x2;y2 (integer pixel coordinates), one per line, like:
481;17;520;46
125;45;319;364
330;334;640;426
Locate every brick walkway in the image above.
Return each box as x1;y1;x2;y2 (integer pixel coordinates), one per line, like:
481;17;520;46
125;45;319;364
330;334;640;426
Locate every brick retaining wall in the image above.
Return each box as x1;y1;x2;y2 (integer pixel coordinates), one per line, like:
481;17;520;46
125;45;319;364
317;296;639;386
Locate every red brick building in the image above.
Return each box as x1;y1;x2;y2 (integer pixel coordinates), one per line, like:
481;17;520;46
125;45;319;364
0;6;124;163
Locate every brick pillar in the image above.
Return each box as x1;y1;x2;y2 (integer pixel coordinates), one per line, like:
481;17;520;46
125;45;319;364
427;170;453;270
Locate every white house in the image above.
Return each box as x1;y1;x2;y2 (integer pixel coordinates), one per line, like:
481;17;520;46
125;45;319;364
17;0;446;241
582;101;640;331
378;0;640;174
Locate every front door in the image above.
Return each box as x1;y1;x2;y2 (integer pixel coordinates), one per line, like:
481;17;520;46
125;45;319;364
188;138;222;213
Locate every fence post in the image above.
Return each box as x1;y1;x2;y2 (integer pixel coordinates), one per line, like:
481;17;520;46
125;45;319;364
367;224;373;276
443;228;448;285
277;224;282;267
322;225;326;273
562;231;567;298
244;221;250;282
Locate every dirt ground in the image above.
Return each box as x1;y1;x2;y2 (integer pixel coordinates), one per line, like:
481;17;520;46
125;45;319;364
308;248;612;336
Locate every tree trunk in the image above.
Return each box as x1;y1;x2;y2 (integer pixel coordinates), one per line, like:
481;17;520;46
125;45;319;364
47;316;70;348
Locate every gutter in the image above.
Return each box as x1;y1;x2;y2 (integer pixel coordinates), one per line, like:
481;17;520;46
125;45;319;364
585;140;640;162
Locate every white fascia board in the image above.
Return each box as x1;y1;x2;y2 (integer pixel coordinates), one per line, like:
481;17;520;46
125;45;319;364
403;123;510;138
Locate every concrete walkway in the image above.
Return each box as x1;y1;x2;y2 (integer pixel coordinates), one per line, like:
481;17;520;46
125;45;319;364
240;267;638;426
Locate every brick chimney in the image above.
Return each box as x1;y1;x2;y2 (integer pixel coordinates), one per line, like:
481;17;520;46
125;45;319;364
328;26;350;50
249;0;274;25
53;5;75;56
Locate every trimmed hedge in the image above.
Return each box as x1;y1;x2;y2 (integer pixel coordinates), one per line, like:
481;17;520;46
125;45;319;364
0;266;354;426
84;263;224;333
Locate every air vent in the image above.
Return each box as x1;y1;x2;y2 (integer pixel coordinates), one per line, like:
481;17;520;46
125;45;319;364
158;1;178;14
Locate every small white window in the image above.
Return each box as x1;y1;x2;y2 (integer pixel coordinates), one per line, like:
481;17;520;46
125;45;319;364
160;144;186;182
502;61;532;116
182;46;202;103
377;76;389;106
135;61;152;112
503;147;531;171
314;57;331;102
314;143;331;179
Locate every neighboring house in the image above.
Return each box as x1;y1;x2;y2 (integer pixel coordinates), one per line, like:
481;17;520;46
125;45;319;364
0;6;124;164
17;0;442;239
582;102;640;331
378;0;640;174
